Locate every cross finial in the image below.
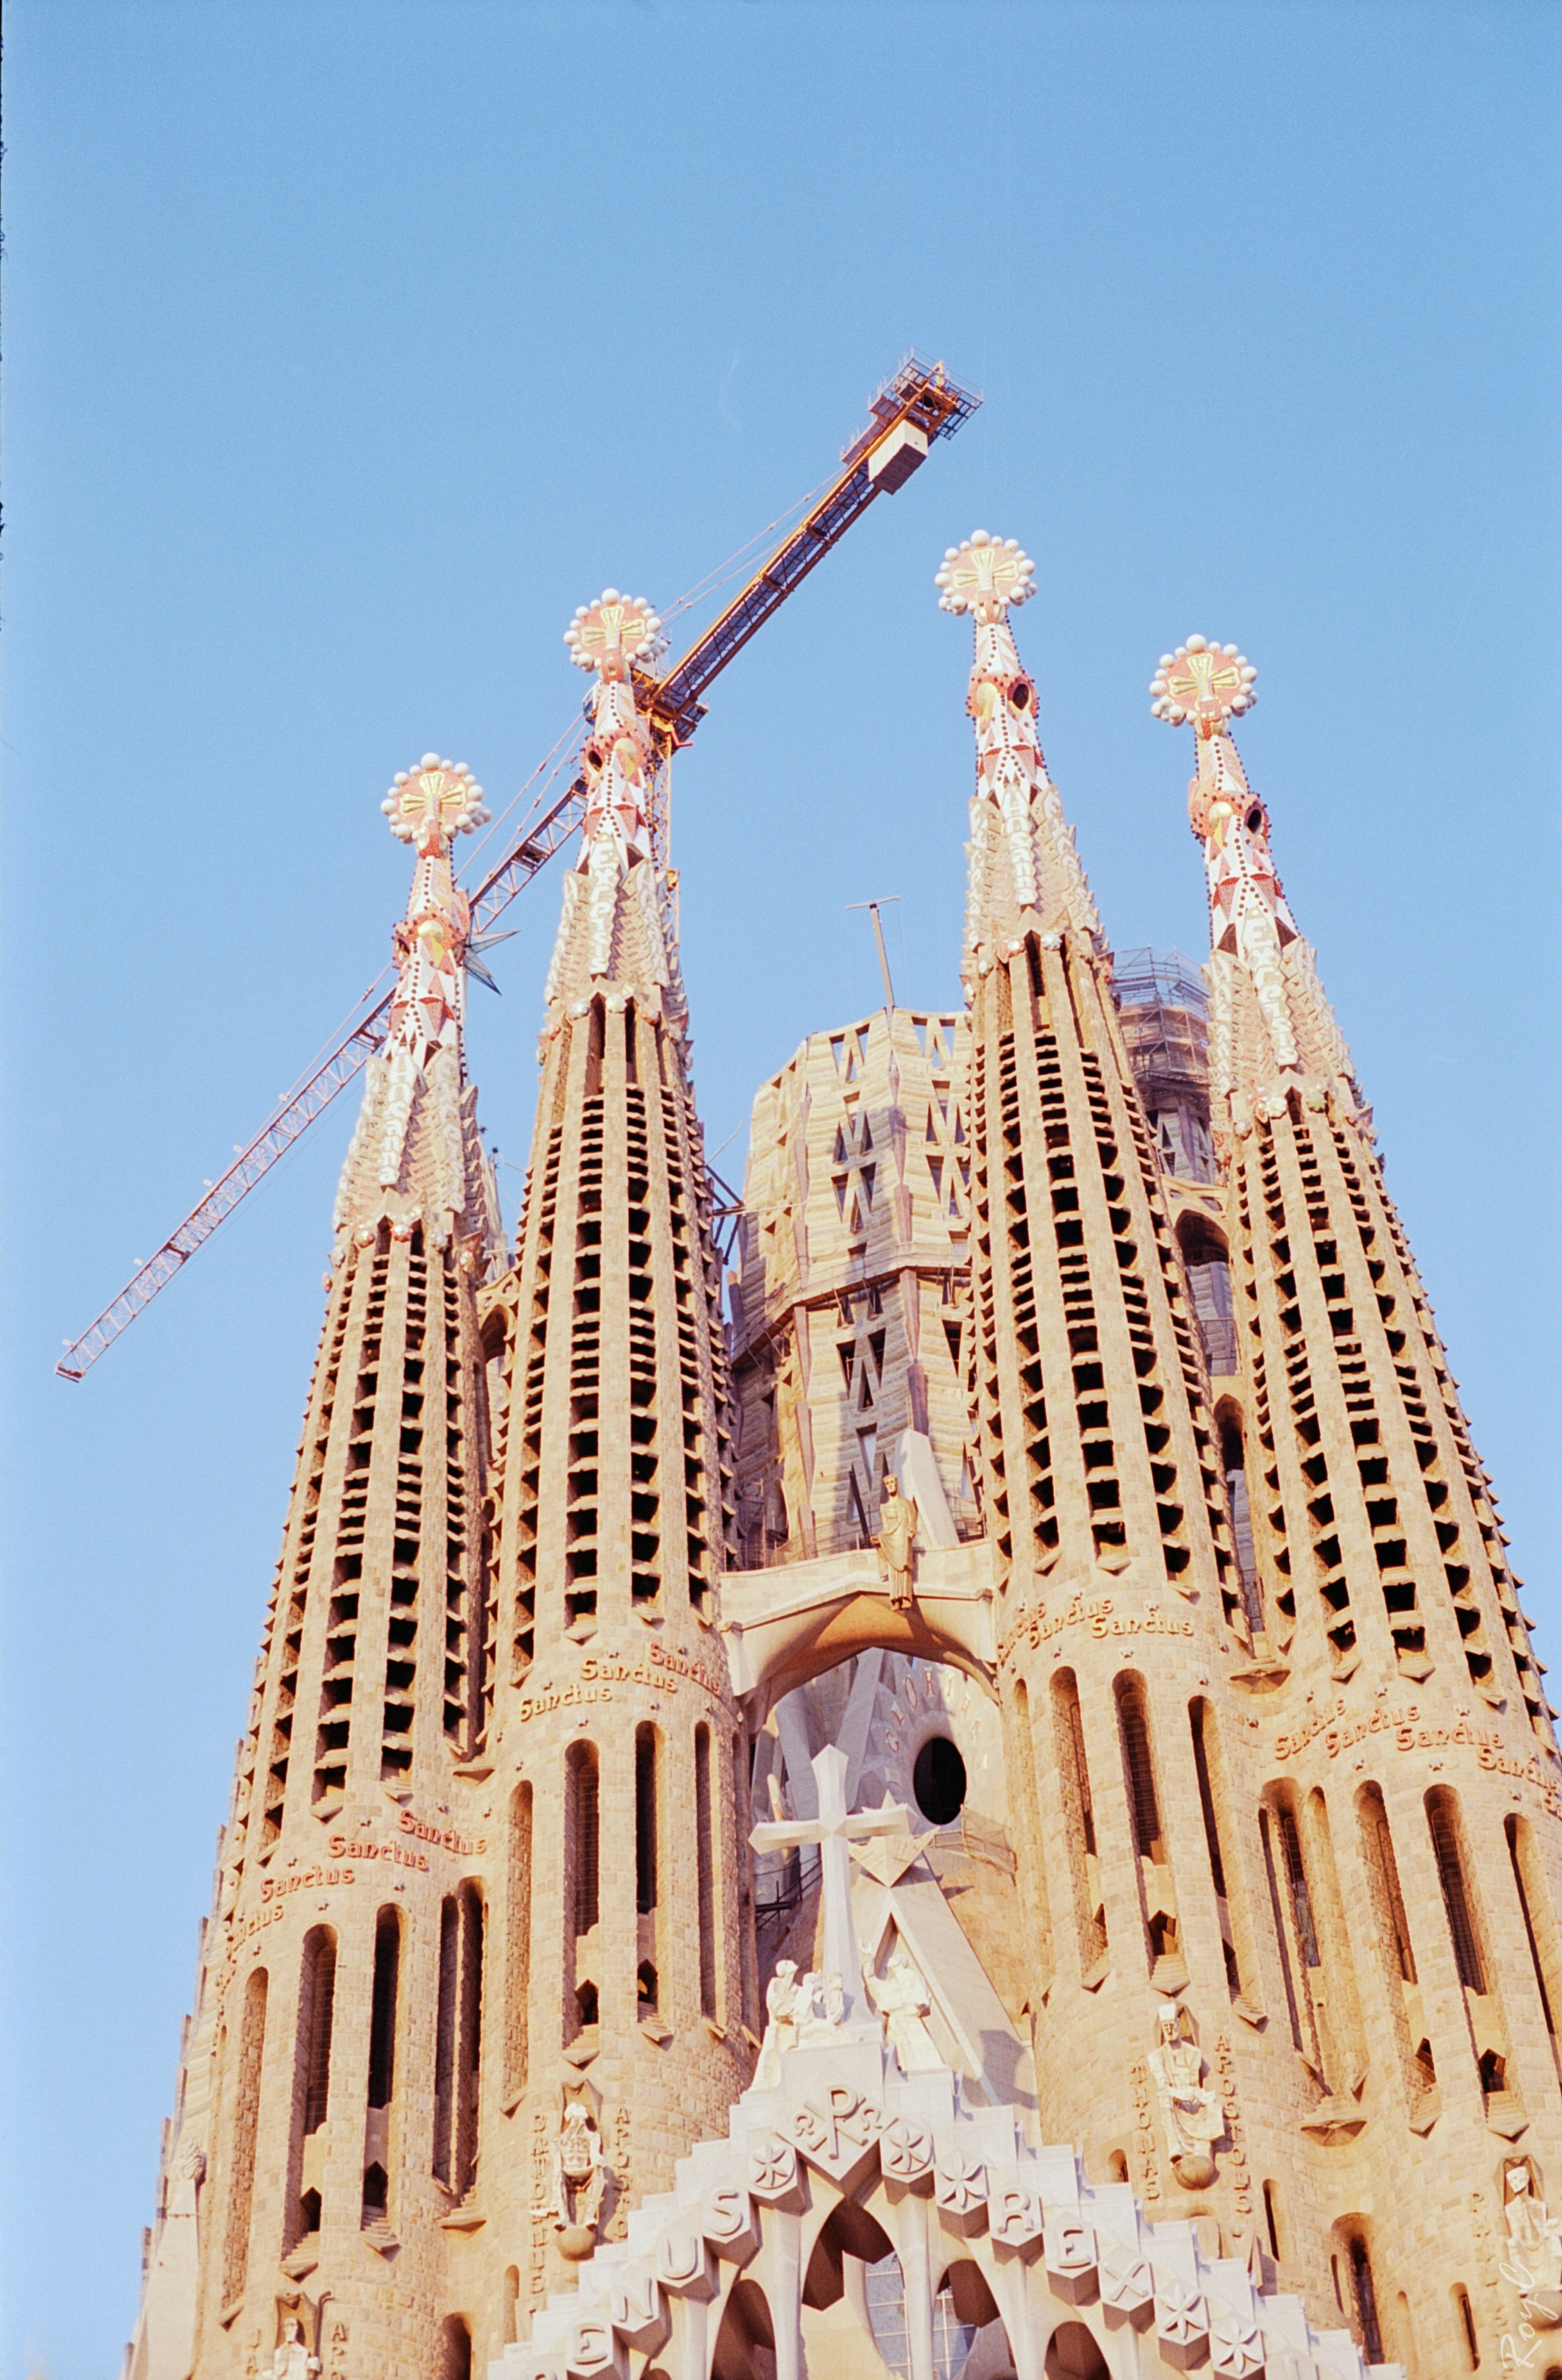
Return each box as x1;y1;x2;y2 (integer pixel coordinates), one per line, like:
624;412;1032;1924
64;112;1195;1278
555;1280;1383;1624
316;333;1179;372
750;1746;910;2028
935;530;1036;622
564;590;668;683
381;753;490;854
1149;637;1258;739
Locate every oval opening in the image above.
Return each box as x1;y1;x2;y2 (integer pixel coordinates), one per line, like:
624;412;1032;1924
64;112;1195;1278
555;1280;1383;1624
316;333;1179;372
912;1735;967;1827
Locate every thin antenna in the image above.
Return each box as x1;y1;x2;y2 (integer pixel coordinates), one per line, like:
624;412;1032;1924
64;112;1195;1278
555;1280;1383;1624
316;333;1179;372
847;897;901;1011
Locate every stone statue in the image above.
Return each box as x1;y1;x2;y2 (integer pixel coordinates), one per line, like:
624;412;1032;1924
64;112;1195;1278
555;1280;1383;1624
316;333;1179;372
538;2096;611;2257
1148;2003;1224;2189
869;1946;943;2074
876;1474;918;1610
796;1969;846;2043
754;1959;800;2089
268;2317;320;2380
1503;2159;1562;2325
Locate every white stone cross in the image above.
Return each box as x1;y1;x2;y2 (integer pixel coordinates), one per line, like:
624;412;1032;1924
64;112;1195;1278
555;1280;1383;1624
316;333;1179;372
750;1744;910;2028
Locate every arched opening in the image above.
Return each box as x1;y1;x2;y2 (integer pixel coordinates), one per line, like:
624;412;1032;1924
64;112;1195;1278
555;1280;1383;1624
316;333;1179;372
1190;1697;1244;1996
368;1906;401;2108
864;2251;994;2379
912;1734;967;1826
1177;1212;1234;1377
564;1739;600;2049
433;1885;484;2197
695;1722;718;2020
1115;1674;1180;1980
636;1723;660;2012
1453;2282;1479;2368
712;2277;775;2380
221;1965;268;2304
1051;1667;1107;1985
286;1927;336;2248
1045;2321;1110;2379
505;1780;532;2101
1213;1397;1260;1629
501;2268;519;2347
1346;2232;1384;2363
803;2198;895;2309
437;2314;471;2380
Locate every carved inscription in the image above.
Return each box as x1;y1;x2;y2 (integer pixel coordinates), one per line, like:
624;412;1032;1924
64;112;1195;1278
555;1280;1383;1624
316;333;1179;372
1213;2033;1253;2224
530;2112;550;2309
998;1594;1195;1668
514;1642;731;1724
1274;1702;1562;1815
326;1835;431;1872
1130;2058;1160;2203
611;2105;631;2241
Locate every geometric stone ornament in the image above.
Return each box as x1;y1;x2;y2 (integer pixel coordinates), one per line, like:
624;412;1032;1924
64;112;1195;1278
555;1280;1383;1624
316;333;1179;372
933;2152;989;2235
1210;2300;1269;2378
1041;2210;1097;2301
1155;2277;1211;2369
488;2031;1398;2380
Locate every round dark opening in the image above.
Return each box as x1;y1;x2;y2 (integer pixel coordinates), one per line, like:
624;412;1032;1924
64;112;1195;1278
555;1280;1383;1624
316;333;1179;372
912;1734;967;1827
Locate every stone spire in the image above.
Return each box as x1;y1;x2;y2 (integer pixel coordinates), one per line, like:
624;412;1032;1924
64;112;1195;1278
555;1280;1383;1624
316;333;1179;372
333;752;501;1259
125;761;507;2380
935;530;1100;981
1151;641;1357;1153
937;539;1274;2273
541;592;686;1035
1154;641;1562;2363
472;587;752;2331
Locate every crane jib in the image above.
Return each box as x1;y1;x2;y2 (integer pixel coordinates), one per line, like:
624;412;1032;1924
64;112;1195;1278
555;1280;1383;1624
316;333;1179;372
55;353;978;1379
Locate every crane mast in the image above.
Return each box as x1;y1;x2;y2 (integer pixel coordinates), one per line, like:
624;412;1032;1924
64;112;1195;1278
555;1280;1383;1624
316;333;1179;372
57;352;978;1380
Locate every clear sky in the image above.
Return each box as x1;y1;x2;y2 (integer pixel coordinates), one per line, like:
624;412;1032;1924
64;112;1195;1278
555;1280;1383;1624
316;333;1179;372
3;3;1558;2372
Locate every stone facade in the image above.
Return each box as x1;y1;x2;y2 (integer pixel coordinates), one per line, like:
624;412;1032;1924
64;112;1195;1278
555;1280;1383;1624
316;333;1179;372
124;565;1562;2380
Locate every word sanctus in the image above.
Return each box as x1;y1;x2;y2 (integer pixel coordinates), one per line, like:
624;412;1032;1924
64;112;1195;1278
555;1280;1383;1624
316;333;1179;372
998;1592;1193;1668
328;1834;432;1871
399;1809;488;1856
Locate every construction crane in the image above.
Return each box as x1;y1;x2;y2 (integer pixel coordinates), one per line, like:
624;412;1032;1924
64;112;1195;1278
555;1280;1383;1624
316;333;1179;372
58;352;980;1381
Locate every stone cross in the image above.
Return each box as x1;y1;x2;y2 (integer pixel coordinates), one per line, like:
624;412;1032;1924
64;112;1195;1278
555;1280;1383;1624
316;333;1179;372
749;1745;910;2027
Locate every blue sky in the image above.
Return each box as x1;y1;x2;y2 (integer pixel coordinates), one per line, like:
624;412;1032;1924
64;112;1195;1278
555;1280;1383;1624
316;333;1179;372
3;3;1559;2372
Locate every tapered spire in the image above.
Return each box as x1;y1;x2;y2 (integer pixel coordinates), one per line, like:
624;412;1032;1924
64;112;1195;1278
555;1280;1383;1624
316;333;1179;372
333;753;499;1257
935;530;1100;981
1150;641;1358;1149
542;591;686;1033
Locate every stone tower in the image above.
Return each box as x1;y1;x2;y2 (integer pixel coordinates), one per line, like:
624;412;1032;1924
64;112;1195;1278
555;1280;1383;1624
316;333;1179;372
1152;635;1562;2370
126;754;507;2379
727;1003;977;1569
932;533;1296;2253
474;590;754;2337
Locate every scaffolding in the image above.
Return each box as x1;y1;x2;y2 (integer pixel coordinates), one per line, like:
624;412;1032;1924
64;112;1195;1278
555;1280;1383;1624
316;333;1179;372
1113;946;1217;1185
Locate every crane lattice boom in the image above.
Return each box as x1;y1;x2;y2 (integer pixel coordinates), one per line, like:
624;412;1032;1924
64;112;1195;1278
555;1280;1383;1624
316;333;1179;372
57;352;979;1380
